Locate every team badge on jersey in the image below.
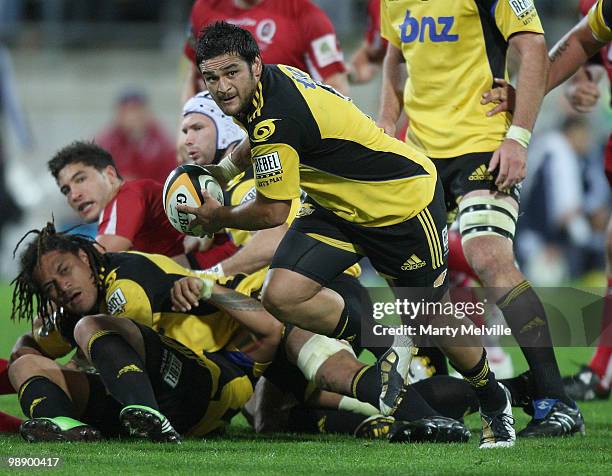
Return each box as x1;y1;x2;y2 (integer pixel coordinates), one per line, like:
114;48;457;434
107;288;127;315
256;19;277;44
508;0;535;19
311;34;343;68
252;119;279;142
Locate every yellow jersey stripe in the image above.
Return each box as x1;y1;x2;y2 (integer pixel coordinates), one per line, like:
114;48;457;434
424;208;443;268
417;212;438;270
306;233;361;255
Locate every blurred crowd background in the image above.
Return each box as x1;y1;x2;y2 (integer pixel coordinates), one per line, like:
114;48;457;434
0;0;611;286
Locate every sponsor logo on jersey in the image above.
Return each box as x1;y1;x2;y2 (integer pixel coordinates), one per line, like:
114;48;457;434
160;349;183;389
441;226;449;254
400;11;459;43
401;254;427;271
286;66;317;89
117;364;143;379
468;164;494;181
312;33;343;68
254;151;283;179
508;0;535;19
252;119;279;142
240;186;257;204
107;288;127;315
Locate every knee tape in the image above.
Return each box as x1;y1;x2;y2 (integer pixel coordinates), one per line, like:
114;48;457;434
296;334;355;382
458;196;518;244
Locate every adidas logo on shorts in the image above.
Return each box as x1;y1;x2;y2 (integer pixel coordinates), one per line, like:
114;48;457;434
401;254;426;271
468;164;493;181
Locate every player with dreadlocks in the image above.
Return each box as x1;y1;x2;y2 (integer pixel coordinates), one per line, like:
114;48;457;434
8;222;281;442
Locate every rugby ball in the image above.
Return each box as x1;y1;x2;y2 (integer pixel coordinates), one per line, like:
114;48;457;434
162;164;224;237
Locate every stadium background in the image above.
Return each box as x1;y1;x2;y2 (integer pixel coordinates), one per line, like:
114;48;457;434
0;1;610;473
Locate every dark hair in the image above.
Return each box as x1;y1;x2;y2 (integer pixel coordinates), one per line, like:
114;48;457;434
11;222;107;324
48;141;121;181
195;21;260;70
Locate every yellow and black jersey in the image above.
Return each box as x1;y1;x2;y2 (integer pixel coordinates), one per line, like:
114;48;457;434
224;167;361;280
380;0;544;158
239;64;437;227
589;0;612;42
33;251;265;358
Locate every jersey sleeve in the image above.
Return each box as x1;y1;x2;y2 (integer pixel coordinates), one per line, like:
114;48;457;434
589;0;612;43
183;0;203;63
97;186;146;244
250;117;302;201
298;3;346;80
492;0;544;40
104;278;154;327
380;0;401;48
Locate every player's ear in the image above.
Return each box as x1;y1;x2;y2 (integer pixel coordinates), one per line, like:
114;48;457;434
77;248;91;267
252;56;263;79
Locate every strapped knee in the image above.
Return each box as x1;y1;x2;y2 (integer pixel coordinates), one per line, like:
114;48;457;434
296;335;355;382
458;196;518;245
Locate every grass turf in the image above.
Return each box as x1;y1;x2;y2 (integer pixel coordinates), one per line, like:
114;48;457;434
0;284;610;475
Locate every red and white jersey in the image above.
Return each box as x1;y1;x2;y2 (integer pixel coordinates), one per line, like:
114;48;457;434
98;180;185;257
184;0;345;82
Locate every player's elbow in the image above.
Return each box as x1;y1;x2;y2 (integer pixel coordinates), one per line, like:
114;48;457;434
259;202;290;228
510;32;547;58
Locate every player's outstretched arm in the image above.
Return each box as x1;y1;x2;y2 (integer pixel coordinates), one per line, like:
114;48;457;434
377;43;406;136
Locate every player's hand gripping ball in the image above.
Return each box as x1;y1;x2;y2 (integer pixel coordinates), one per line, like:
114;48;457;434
163;164;224;237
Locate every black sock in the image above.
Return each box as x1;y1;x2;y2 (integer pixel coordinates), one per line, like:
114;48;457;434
498;281;569;403
18;376;76;419
416;347;449;376
351;365;439;421
87;330;158;409
411;376;479;420
499;374;534;408
455;350;506;413
287;407;366;435
330;303;361;344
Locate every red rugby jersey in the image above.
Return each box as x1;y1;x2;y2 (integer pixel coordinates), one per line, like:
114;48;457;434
98;179;185;257
184;0;345;81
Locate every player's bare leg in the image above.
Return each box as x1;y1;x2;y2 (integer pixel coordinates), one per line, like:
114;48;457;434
460;190;583;437
263;268;413;416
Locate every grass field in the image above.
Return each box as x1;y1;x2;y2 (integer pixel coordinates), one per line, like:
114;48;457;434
0;284;610;475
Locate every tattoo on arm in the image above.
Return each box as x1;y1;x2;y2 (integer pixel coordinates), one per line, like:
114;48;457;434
211;290;264;312
550;40;570;63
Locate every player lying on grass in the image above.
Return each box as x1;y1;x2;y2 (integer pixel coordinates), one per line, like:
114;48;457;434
8;223;472;442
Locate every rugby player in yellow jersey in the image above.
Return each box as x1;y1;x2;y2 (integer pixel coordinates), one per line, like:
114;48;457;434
178;91;472;440
176;22;514;448
376;1;584;439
